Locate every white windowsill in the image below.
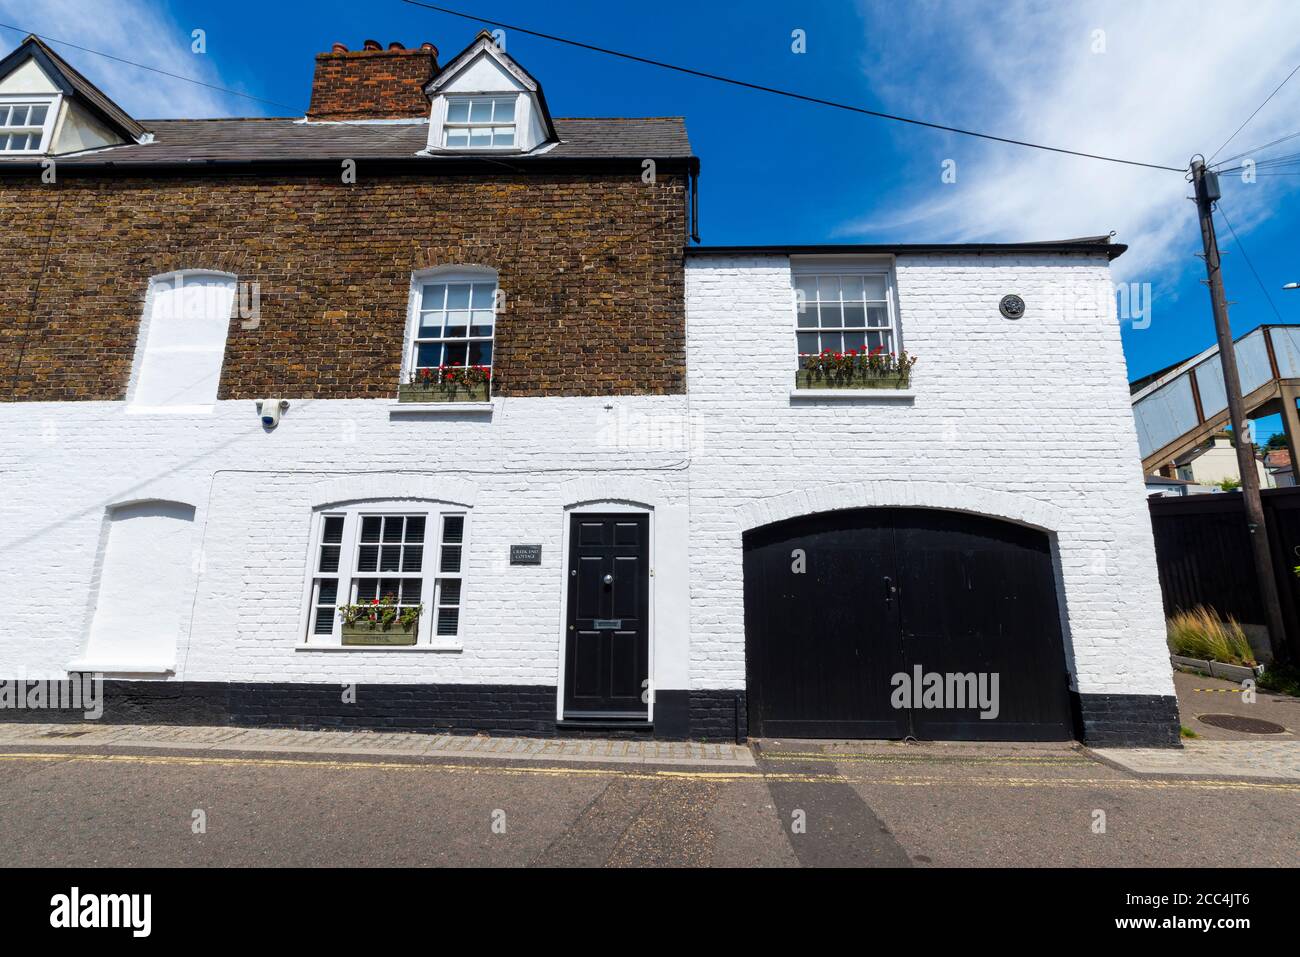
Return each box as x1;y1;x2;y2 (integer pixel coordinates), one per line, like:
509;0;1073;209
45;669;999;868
293;641;463;653
388;402;494;415
66;659;175;674
790;388;915;400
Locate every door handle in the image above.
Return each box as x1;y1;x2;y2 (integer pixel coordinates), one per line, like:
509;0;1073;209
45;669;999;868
603;574;614;585
883;576;896;602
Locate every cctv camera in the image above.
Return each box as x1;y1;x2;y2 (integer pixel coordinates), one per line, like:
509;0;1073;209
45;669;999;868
258;399;289;429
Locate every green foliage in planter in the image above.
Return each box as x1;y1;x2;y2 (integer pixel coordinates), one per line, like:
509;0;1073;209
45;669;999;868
400;366;492;402
1166;605;1257;666
338;594;422;645
796;348;916;389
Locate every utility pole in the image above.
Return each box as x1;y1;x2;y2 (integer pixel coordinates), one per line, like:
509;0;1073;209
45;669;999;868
1191;157;1291;664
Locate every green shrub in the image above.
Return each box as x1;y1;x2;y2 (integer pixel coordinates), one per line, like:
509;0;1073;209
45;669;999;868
1258;663;1300;698
1166;606;1257;666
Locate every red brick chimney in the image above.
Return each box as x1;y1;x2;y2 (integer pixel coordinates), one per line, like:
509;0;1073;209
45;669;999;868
306;41;439;121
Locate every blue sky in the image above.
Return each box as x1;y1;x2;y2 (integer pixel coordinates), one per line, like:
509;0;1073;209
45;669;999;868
4;0;1299;434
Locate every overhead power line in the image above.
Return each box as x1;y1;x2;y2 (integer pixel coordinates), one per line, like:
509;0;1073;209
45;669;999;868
1208;61;1300;164
1212;129;1300;169
0;21;301;113
1216;202;1285;323
398;0;1186;173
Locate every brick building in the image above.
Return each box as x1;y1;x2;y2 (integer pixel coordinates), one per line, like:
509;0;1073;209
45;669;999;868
0;31;1178;745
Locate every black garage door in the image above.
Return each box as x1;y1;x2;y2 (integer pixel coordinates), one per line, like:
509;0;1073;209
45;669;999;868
743;508;1074;741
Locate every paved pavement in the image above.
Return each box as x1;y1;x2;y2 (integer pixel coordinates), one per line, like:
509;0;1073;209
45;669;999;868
0;725;1296;867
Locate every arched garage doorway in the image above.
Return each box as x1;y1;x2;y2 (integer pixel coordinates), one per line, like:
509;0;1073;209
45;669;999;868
743;508;1075;741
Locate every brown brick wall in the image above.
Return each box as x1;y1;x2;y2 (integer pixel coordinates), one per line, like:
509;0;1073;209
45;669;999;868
306;48;437;120
0;170;687;401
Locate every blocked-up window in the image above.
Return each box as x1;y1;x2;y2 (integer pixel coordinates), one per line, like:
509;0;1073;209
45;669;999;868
73;501;196;672
128;272;237;411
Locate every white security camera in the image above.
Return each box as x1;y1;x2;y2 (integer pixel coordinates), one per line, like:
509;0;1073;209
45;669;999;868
258;399;289;429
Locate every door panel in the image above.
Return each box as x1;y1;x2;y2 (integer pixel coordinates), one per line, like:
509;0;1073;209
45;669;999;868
744;508;1073;741
564;513;650;718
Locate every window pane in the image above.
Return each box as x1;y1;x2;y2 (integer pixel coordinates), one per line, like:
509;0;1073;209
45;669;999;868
313;606;335;635
318;545;340;574
444;129;469;147
436;607;460;636
817;276;840;301
418;312;443;335
441;545;462;574
493;128;515;147
470;284;495;309
402;545;424;572
356;579;377;601
28;104;47;126
442;342;467;365
380;545;401;572
0;106;9;126
445;284;471;310
469;128;492;147
416;343;441;367
796;331;818;355
470;311;494;337
421;283;447;309
864;276;888;300
820;331;844;353
400;579;422;603
322;515;344;543
357;545;379;573
818;303;843;328
469;342;493;366
382;517;403;542
447;99;470;123
405;516;426;542
443;515;465;543
494;97;515;121
441;579;462;606
840;275;866;301
444;311;469;338
844;331;866;351
842;303;866;328
469;99;493;122
794;275;817;303
7;105;27;126
360;516;382;543
318;580;338;605
867;305;890;327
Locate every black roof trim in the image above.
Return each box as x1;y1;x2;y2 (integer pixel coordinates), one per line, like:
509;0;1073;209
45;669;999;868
0;36;146;140
686;240;1127;261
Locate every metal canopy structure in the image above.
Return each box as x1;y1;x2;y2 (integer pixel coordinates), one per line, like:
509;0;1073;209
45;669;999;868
1132;324;1300;476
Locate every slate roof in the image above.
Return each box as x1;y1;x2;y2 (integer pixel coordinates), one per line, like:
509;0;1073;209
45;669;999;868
1;115;694;167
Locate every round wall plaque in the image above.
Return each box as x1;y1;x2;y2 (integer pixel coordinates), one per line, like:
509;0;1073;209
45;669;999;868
999;294;1025;319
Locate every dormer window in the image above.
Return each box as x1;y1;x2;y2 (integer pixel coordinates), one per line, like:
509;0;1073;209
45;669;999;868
0;97;56;153
443;95;516;149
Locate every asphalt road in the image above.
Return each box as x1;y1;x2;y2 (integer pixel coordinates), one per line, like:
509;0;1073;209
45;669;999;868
0;739;1295;867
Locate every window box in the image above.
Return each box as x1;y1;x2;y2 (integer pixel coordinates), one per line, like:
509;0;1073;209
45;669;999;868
341;619;420;646
795;370;911;391
398;381;491;403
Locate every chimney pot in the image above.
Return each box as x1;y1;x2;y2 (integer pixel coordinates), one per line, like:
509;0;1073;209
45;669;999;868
307;38;440;120
388;41;405;50
362;39;382;51
331;42;348;53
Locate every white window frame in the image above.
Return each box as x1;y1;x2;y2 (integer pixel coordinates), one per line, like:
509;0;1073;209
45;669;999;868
402;267;498;388
790;261;901;366
441;94;518;150
299;504;470;651
0;94;59;154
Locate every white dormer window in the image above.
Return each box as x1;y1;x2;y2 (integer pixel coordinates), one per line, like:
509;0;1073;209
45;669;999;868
0;96;57;153
442;95;516;149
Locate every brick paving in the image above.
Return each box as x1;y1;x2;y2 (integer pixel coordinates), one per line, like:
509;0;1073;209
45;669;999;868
0;722;755;768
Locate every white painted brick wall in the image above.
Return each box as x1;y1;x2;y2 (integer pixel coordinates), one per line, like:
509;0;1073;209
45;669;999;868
685;253;1175;698
0;250;1175;705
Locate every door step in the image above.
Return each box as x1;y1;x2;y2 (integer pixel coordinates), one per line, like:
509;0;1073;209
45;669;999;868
556;719;654;737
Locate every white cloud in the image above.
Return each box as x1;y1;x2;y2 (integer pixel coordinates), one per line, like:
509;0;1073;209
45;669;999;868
843;0;1300;281
0;0;265;118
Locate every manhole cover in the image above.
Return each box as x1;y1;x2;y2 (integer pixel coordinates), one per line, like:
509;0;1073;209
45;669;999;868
1196;714;1287;734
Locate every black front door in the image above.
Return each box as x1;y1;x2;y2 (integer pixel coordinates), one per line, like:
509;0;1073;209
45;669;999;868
564;513;650;718
744;508;1074;741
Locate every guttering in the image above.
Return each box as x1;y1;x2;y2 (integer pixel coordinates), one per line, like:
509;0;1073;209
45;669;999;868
685;241;1127;261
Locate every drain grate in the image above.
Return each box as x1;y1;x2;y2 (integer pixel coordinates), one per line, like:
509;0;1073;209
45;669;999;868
1196;713;1287;735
